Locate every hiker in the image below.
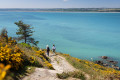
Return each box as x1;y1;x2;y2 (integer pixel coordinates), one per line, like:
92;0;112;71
52;45;56;55
46;45;50;56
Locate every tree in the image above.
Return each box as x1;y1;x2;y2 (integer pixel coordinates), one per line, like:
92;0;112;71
0;28;8;43
15;21;39;46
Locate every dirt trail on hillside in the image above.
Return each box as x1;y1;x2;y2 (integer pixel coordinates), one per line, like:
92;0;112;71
22;53;90;80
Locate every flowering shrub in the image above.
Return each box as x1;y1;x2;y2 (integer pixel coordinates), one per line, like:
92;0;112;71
29;56;35;63
0;35;53;71
0;37;24;70
63;53;120;79
0;37;17;46
8;37;17;45
0;63;11;80
44;61;53;69
36;50;45;56
35;50;54;69
63;54;70;56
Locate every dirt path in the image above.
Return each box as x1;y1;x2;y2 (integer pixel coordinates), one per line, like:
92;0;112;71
50;54;76;73
22;53;90;80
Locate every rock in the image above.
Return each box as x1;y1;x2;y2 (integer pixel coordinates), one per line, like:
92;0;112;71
95;60;103;65
115;67;120;70
101;56;108;59
108;60;118;64
103;63;109;67
112;65;120;70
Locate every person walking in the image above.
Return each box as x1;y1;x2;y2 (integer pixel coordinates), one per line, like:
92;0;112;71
52;45;56;55
46;45;50;56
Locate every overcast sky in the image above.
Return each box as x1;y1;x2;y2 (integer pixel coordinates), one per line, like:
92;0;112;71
0;0;120;8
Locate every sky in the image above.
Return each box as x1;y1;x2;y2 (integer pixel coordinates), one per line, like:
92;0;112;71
0;0;120;8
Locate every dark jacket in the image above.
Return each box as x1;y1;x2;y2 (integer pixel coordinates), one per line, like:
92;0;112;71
47;47;50;52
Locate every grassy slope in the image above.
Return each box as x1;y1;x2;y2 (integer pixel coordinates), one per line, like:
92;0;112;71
57;52;120;80
1;37;120;80
12;43;53;79
2;42;53;80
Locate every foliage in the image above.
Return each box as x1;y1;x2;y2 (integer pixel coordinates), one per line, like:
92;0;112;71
0;64;11;80
18;43;31;49
0;38;24;70
0;28;53;79
35;50;54;69
17;42;53;69
57;71;86;80
31;46;39;51
57;72;69;79
0;28;8;43
59;53;120;80
17;43;53;69
15;21;39;46
25;66;36;74
0;35;42;79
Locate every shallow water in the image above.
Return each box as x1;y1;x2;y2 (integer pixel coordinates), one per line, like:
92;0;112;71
0;12;120;64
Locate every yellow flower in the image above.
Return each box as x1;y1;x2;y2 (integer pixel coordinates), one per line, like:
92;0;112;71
0;64;4;69
1;71;6;79
0;64;11;80
4;65;11;71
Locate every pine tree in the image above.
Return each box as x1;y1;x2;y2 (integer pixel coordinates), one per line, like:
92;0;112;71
0;28;8;43
15;21;39;46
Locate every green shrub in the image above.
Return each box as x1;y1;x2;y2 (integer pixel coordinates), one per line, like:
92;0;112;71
72;71;86;80
57;71;86;80
18;43;31;49
31;46;39;51
57;72;70;79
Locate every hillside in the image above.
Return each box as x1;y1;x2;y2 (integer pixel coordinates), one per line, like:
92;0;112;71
0;34;54;80
0;34;87;80
22;52;83;80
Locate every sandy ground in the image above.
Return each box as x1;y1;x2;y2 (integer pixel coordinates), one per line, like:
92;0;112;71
22;53;89;80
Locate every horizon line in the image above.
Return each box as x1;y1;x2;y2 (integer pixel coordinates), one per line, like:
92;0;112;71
0;7;120;9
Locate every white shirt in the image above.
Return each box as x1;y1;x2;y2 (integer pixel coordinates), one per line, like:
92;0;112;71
52;46;56;50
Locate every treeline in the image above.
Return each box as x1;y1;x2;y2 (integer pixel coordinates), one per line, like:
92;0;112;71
0;8;120;12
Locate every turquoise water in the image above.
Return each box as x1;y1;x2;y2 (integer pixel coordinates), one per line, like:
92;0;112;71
0;12;120;62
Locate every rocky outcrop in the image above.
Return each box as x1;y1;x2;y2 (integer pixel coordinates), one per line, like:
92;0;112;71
107;60;118;64
95;60;103;65
101;56;108;59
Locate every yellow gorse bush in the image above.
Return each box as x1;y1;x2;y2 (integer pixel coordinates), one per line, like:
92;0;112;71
8;37;17;45
0;63;11;80
29;56;35;63
0;37;24;70
36;50;45;55
34;49;53;69
44;61;53;69
63;54;120;79
0;37;17;46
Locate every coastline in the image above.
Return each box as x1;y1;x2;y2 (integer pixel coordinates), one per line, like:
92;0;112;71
0;11;120;13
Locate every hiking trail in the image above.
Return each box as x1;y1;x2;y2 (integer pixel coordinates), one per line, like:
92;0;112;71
22;53;90;80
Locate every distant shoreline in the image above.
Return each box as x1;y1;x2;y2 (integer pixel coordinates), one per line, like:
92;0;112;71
0;8;120;13
0;11;120;13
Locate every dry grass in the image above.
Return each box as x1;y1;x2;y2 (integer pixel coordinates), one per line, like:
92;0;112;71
57;71;86;80
57;53;120;80
4;43;52;80
17;44;44;67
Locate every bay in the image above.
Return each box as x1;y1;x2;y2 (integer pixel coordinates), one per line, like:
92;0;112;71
0;12;120;65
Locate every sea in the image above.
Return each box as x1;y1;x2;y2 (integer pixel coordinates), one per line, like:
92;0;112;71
0;12;120;65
